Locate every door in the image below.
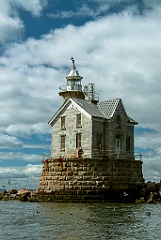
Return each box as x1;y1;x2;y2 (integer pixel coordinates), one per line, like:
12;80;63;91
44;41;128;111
116;138;120;153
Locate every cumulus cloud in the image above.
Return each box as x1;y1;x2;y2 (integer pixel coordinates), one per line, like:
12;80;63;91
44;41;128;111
0;0;47;43
0;0;160;185
0;1;23;43
0;4;160;135
135;130;161;182
10;0;47;16
0;135;23;149
0;152;41;162
0;164;42;189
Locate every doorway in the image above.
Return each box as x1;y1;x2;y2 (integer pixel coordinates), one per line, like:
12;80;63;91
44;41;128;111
115;138;120;153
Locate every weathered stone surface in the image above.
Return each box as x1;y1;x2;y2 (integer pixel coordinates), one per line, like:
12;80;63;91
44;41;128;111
1;181;161;203
38;157;144;198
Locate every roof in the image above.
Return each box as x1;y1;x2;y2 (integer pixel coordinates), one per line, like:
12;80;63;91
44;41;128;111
49;97;137;126
97;98;121;119
48;98;105;126
72;98;105;118
68;69;80;77
127;116;138;124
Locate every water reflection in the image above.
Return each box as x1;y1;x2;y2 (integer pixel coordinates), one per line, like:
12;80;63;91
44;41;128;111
39;203;161;240
0;202;161;240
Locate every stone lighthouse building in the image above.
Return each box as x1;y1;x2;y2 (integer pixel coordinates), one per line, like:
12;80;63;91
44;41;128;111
38;58;144;201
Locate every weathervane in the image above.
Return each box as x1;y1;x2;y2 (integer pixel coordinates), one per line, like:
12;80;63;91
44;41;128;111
71;57;76;70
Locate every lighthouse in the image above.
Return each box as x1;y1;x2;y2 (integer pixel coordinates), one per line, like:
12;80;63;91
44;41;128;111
59;57;85;101
38;58;144;198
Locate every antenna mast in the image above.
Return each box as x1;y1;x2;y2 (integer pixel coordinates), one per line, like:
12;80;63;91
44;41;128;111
71;57;76;70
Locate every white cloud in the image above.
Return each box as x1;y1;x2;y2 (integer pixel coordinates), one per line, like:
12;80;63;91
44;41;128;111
0;152;41;162
10;0;47;16
0;1;24;43
0;0;47;43
0;135;23;149
142;157;161;183
5;123;51;137
0;164;41;189
1;5;160;134
48;3;109;19
0;0;161;184
135;130;161;182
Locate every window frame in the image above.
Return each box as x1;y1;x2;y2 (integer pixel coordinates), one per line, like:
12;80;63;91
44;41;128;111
61;116;66;130
96;133;102;149
60;135;66;151
76;114;82;128
76;133;82;148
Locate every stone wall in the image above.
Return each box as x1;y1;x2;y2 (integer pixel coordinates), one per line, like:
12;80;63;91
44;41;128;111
51;107;92;158
38;157;144;198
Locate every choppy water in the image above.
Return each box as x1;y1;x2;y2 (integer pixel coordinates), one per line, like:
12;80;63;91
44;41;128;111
0;201;161;240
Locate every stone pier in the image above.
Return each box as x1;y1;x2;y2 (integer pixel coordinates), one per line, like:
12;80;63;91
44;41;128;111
38;157;144;201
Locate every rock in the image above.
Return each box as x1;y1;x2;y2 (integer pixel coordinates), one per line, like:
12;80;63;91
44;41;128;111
147;192;160;204
7;189;18;194
135;197;145;203
17;189;30;196
146;181;158;192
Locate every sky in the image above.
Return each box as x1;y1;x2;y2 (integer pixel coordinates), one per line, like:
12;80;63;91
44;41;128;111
0;0;160;190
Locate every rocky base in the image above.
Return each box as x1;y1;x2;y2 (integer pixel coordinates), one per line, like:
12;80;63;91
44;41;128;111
0;181;161;203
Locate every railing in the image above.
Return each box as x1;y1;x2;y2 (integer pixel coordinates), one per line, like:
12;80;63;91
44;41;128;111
59;85;82;92
42;152;51;160
42;150;142;161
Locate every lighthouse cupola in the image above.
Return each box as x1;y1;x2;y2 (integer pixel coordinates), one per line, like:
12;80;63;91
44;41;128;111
59;58;85;101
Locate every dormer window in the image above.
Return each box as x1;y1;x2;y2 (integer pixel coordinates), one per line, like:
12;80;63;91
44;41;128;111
76;114;82;128
61;116;66;130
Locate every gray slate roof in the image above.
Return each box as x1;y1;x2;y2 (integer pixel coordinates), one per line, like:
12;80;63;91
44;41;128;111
97;98;121;119
71;98;105;118
49;97;137;125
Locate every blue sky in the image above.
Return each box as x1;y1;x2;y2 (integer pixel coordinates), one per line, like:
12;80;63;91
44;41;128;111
0;0;160;189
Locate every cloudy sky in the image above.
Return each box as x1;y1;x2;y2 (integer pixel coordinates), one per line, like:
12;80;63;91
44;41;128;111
0;0;160;190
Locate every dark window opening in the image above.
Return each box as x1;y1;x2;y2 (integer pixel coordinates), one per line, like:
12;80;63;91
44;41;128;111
61;116;66;130
60;135;65;151
76;133;82;148
116;115;121;128
96;133;102;149
126;137;131;152
76;114;82;128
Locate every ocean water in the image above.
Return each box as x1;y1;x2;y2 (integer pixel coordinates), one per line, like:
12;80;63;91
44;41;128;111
0;201;161;240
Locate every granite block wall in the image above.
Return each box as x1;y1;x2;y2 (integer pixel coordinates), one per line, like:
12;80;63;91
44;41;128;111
38;157;144;195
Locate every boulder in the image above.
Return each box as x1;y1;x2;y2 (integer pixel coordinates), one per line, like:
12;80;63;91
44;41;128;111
147;192;160;203
17;189;30;196
146;181;158;192
7;189;18;194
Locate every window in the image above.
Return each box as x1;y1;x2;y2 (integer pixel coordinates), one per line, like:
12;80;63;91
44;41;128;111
60;135;65;151
76;114;82;128
115;138;120;153
61;116;66;129
116;115;121;128
76;133;82;148
126;137;131;152
96;133;102;149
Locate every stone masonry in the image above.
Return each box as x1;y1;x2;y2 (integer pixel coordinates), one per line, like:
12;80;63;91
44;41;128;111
38;157;144;200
